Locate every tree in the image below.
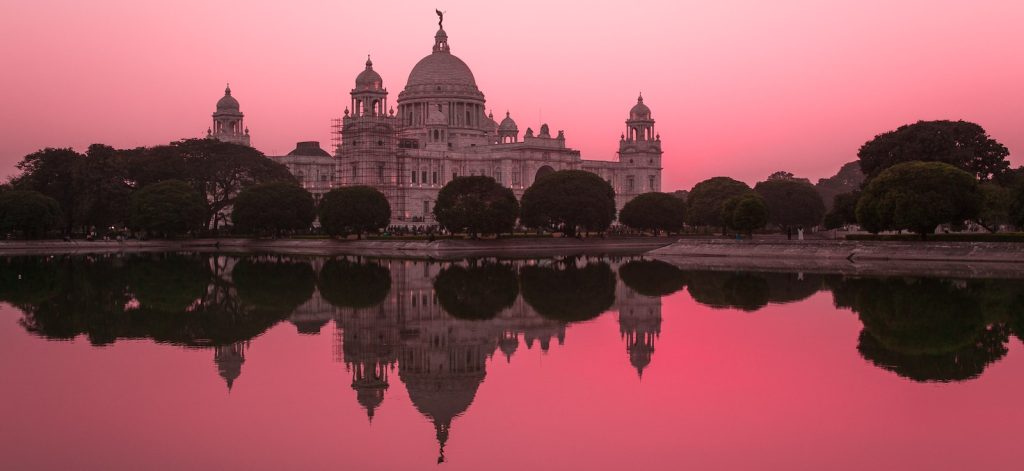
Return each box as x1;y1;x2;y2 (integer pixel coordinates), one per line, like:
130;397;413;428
160;139;296;230
815;161;864;210
0;190;62;238
754;177;825;236
433;176;519;237
1012;184;1024;230
976;182;1014;233
128;180;207;237
686;177;752;233
823;191;860;230
855;162;981;238
433;262;519;320
619;192;687;234
318;186;390;238
722;193;768;237
12;146;133;234
520;170;616;236
232;182;315;236
857;120;1010;182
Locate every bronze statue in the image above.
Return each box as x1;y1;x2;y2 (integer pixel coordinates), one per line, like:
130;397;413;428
436;9;444;28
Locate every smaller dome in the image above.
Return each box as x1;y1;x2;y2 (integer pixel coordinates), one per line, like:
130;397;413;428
216;84;240;111
630;94;651;120
355;57;383;91
287;141;331;157
426;106;448;125
498;112;518;132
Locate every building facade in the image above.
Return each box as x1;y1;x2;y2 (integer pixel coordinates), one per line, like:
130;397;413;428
210;18;663;224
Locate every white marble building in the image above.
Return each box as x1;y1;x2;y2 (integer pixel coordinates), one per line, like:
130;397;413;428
210;18;663;224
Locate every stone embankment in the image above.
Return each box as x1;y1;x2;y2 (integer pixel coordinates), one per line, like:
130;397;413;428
0;237;676;259
648;239;1024;278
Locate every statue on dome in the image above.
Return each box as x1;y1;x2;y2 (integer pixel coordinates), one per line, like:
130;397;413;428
436;9;444;28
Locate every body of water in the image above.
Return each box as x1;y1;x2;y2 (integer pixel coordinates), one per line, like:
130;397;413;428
1;253;1022;470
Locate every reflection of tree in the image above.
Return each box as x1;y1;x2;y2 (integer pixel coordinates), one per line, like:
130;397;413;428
12;254;295;347
0;256;62;306
433;262;518;320
521;260;616;322
318;258;391;308
618;260;687;297
232;257;315;313
128;253;211;312
686;272;769;312
760;273;824;304
831;277;1009;382
684;271;826;311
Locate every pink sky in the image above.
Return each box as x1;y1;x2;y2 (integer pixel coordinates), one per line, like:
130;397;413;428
1;0;1021;191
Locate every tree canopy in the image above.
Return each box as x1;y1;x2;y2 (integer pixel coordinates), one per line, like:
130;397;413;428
857;120;1010;182
318;186;391;238
433;176;519;236
619;192;687;234
754;177;825;230
128;180;207;237
722;193;768;236
686;177;752;231
232;182;315;236
0;190;63;239
823;191;860;230
520;170;616;235
855;161;981;237
815;161;864;210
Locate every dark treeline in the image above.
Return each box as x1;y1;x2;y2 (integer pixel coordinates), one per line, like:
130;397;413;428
3;119;1022;240
3;139;295;238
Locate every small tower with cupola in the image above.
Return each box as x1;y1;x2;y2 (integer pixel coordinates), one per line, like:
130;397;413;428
209;83;250;146
617;93;663;198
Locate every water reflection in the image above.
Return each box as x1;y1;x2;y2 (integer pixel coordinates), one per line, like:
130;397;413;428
3;253;1024;463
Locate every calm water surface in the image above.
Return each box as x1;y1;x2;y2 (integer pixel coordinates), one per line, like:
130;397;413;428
1;253;1023;470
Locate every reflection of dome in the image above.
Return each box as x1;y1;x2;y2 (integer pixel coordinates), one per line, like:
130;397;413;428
498;332;519;362
401;371;484;464
214;342;247;391
216;84;240;111
406;29;478;89
630;94;651;120
355;57;383;91
290;317;329;335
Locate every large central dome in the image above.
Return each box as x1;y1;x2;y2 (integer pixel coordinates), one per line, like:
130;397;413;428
402;28;481;94
407;53;477;88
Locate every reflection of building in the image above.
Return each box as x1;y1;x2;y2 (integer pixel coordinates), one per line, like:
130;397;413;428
335;302;400;421
614;258;664;377
214;341;248;391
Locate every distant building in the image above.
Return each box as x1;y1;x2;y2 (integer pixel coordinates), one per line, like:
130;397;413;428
207;84;250;146
274;141;336;202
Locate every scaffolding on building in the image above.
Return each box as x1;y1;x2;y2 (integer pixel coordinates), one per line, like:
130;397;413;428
335;114;411;223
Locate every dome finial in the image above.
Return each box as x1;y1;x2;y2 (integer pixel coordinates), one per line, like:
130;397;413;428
225;83;231;95
638;92;643;103
366;54;373;68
